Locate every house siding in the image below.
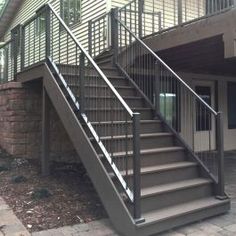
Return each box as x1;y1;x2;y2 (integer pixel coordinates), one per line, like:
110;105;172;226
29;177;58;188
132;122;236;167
4;0;107;50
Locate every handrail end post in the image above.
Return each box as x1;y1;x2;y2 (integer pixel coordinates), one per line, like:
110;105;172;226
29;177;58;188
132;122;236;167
216;111;227;199
132;113;144;222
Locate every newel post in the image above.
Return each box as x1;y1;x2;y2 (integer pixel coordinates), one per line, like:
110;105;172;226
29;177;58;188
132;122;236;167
133;113;144;223
110;8;119;65
216;112;227;199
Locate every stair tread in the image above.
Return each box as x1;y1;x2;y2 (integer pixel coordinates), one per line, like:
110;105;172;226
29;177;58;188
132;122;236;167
141;178;212;197
67;84;133;89
62;73;125;79
84;96;142;100
139;161;197;173
93;132;173;141
90;120;162;125
141;197;230;225
98;146;184;158
85;107;151;111
120;162;197;176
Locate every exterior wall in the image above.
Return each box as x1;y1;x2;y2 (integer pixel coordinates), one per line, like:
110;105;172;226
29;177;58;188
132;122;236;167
179;72;236;151
111;0;130;8
4;0;107;50
0;82;79;161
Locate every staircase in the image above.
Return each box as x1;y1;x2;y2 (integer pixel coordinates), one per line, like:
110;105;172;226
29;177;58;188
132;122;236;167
57;57;230;235
3;3;230;236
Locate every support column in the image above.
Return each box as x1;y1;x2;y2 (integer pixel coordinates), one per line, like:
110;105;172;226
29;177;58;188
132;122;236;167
42;87;51;176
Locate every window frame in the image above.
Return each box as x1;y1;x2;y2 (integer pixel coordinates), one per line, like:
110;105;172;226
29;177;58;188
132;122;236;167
61;0;82;27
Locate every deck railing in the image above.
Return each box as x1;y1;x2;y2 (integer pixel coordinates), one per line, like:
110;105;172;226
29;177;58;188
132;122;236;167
89;0;236;58
88;12;111;58
113;13;225;197
118;0;235;38
0;40;13;83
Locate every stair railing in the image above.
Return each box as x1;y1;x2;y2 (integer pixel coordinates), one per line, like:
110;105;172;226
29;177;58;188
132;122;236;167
88;12;111;58
114;13;225;198
16;3;143;222
0;40;13;83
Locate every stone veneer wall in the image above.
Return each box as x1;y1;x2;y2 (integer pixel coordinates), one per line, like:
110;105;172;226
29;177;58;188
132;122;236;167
0;82;78;162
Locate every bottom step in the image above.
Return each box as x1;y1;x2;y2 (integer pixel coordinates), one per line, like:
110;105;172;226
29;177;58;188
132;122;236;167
136;197;230;236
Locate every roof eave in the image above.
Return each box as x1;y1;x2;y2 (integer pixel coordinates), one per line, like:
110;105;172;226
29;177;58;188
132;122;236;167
0;0;22;40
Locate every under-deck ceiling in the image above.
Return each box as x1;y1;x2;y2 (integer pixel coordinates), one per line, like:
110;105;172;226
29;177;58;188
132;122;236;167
156;35;236;76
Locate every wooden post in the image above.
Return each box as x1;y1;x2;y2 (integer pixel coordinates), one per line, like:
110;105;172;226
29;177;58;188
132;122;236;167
42;87;50;176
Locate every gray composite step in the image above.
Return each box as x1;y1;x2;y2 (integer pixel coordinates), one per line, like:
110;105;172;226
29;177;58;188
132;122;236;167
121;161;197;177
138;197;230;235
91;132;174;152
89;120;163;135
141;178;212;198
95;132;173;141
99;146;186;167
99;146;184;158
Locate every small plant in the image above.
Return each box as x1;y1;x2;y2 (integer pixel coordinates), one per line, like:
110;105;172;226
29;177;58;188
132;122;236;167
11;175;27;183
31;188;52;200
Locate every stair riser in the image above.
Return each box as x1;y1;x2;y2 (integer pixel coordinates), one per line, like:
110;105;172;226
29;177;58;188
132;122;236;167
85;109;153;121
138;166;199;188
96;59;113;67
58;65;118;76
137;201;230;236
141;184;213;213
65;86;137;97
140;150;186;167
94;135;174;153
63;75;129;87
103;149;186;172
91;122;163;136
83;98;144;108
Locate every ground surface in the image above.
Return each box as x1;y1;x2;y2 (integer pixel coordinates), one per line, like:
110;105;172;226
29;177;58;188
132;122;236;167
0;150;106;233
1;150;236;235
31;152;236;236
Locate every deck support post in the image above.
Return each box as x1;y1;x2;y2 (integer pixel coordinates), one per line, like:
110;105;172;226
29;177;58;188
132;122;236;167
41;87;51;176
178;0;183;25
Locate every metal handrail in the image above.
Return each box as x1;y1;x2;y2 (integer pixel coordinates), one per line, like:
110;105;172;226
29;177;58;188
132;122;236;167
0;39;11;49
47;4;134;118
116;18;218;116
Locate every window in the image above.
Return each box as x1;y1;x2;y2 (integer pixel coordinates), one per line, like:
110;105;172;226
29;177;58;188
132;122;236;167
159;80;181;132
227;82;236;129
61;0;81;26
195;86;212;131
36;13;46;35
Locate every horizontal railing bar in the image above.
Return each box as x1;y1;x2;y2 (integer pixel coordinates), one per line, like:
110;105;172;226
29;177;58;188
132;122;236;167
116;18;218;116
47;3;134;118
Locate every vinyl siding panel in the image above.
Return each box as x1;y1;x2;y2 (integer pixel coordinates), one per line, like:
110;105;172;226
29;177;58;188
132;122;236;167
4;0;107;51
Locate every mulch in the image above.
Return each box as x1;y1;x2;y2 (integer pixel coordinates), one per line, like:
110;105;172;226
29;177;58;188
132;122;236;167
0;150;107;232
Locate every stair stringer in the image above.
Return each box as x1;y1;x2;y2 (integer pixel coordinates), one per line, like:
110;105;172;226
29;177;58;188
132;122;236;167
42;63;137;236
